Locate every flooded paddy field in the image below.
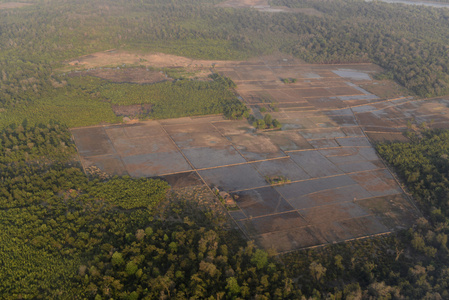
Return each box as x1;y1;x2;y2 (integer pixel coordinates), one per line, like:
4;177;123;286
72;55;449;252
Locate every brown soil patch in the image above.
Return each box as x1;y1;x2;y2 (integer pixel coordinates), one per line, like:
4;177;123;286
365;131;410;143
359;80;412;99
217;0;268;8
63;50;241;78
0;2;32;9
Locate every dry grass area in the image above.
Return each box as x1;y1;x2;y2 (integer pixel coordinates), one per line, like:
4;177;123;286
0;2;32;9
217;0;269;8
62;50;242;79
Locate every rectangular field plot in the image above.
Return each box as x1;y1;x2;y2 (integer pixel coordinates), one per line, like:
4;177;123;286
171;131;229;149
336;137;371;147
336;161;382;173
232;187;294;218
252;157;310;181
293;87;334;98
308;138;341;149
104;126;128;140
365;132;410;143
306;97;348;110
211;120;253;136
289;150;343;177
161;171;204;189
264;131;313;151
72;127;116;156
357;112;398;128
275;175;357;203
328;115;358;126
358;147;381;161
238;211;308;236
341;127;364;136
232;67;276;81
327;86;365;96
264;89;306;103
256;227;327;252
181;146;246;169
164;122;217;134
299;202;370;225
311;222;353;243
228;133;287;161
298;128;346;139
350;170;402;197
291;184;373;209
122;122;166;138
357;194;420;230
319;147;359;158
122;152;192;177
199;164;267;192
337;215;389;238
332;69;372;81
112;135;177;156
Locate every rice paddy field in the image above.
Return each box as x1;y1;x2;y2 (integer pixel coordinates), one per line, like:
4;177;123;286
71;54;449;252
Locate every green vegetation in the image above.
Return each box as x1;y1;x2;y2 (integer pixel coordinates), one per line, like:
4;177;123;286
281;78;297;84
251;113;282;130
88;176;169;210
99;75;247;119
0;74;247;128
377;129;449;216
265;175;291;185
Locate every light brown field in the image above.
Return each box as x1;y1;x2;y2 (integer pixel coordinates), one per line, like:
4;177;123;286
0;2;32;9
62;50;243;80
216;0;324;15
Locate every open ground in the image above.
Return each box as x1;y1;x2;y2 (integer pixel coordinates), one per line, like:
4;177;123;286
216;0;324;15
71;52;449;252
0;2;33;9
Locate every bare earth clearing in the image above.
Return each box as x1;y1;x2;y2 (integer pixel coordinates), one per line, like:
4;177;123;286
216;0;324;15
63;50;241;80
71;51;449;252
0;2;32;9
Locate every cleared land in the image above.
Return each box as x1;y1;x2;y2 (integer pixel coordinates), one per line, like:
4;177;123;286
71;53;449;252
0;2;32;9
216;0;324;15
